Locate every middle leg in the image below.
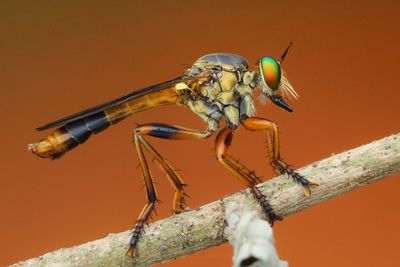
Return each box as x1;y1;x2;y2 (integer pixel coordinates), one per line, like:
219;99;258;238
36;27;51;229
215;127;282;225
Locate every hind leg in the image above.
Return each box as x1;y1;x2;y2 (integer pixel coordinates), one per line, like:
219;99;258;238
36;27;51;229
134;123;213;213
127;123;213;256
126;134;158;257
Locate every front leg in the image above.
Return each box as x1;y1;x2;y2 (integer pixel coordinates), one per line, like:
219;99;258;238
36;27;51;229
242;117;318;196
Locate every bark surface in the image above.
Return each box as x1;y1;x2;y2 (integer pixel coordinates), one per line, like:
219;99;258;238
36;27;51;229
11;133;400;267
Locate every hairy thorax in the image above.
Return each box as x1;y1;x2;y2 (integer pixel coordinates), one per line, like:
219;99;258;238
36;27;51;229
180;53;256;131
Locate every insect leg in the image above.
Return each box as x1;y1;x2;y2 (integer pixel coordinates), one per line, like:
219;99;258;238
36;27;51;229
242;117;319;196
215;127;282;225
134;123;213;214
127;124;213;256
138;136;187;213
127;134;158;257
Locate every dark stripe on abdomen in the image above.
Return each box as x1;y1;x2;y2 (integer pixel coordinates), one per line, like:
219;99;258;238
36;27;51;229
65;112;111;144
84;112;111;133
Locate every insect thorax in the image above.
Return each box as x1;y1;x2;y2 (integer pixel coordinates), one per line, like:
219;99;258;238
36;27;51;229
183;53;257;131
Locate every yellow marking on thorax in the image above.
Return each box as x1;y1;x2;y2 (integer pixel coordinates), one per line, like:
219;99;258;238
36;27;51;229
219;71;238;92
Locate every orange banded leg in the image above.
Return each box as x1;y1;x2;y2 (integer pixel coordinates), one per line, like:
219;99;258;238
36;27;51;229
135;123;213;212
242;117;318;196
127;134;158;257
215;128;282;225
127;123;213;256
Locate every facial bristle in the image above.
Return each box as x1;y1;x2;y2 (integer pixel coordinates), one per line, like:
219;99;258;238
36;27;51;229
278;71;299;100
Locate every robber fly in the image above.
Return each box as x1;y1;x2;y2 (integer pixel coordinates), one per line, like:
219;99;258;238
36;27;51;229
29;43;318;256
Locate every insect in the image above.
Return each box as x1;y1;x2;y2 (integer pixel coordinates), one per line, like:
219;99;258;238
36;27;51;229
29;43;318;256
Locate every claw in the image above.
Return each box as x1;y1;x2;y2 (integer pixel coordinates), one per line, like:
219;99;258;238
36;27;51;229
126;246;137;257
267;211;283;226
303;186;311;197
173;207;183;214
174;206;191;214
300;177;319;196
279;164;319;196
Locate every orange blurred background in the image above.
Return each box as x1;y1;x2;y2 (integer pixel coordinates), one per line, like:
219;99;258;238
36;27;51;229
1;1;399;266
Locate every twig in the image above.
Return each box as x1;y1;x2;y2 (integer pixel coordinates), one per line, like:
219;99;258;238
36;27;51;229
11;133;400;267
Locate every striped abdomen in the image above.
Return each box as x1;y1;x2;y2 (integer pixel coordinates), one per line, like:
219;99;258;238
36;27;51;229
29;88;181;159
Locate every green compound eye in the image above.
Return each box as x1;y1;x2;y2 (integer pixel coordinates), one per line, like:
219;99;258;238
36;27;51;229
259;57;281;90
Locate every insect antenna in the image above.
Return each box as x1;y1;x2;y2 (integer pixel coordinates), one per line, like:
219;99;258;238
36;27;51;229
278;41;293;63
